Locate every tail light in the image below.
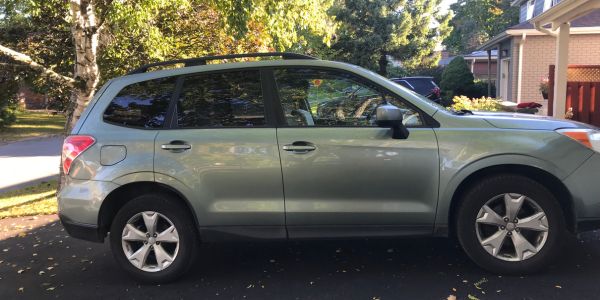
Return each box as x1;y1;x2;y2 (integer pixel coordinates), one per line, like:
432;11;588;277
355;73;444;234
62;135;96;175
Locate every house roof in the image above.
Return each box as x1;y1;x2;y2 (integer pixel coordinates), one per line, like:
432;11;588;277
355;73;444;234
479;8;600;50
439;50;498;66
509;8;600;29
511;0;528;7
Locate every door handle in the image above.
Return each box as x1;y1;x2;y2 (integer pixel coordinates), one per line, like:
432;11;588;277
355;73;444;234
161;141;191;151
282;141;316;153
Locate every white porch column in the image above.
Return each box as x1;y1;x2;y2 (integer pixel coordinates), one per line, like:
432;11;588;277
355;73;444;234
553;22;570;119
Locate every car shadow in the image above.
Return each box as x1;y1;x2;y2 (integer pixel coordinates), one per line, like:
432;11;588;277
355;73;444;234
1;219;599;299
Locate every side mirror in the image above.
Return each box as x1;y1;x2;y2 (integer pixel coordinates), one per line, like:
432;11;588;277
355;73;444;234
375;104;410;139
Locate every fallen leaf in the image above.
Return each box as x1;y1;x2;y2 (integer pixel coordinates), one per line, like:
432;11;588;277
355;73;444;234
18;287;24;292
17;269;25;274
447;295;457;300
555;285;562;289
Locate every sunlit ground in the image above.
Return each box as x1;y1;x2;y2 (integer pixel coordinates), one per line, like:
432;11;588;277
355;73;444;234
0;111;65;144
0;181;57;221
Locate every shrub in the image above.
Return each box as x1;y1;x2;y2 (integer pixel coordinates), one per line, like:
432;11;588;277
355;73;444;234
451;95;502;112
0;105;17;128
0;80;19;129
440;57;474;100
465;80;496;98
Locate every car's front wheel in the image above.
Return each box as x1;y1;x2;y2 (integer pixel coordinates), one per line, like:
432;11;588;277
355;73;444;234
456;174;567;274
109;193;199;283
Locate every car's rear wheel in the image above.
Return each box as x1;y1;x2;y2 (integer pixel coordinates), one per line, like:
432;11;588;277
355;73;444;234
110;193;199;283
456;174;566;274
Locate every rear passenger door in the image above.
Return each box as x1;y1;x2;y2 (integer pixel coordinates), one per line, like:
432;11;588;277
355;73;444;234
154;69;285;237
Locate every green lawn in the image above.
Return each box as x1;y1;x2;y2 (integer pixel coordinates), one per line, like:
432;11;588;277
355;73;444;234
0;110;66;144
0;181;58;219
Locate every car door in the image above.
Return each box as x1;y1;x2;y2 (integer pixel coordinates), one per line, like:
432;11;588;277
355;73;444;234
271;67;439;238
154;69;286;238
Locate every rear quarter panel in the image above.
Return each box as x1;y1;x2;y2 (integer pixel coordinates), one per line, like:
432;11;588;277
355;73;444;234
70;79;158;182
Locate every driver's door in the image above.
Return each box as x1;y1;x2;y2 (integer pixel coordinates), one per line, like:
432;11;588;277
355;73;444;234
272;67;439;238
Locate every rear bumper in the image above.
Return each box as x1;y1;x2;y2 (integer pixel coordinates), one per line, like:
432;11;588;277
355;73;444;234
57;178;119;241
57;178;119;224
59;214;105;243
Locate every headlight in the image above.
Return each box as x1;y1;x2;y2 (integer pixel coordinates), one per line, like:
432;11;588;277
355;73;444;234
557;129;600;153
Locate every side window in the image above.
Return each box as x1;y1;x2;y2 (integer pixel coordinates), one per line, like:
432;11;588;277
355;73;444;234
273;68;424;127
177;70;265;128
103;77;175;128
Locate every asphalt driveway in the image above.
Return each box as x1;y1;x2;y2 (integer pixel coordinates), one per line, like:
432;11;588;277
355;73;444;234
1;215;600;299
0;137;62;192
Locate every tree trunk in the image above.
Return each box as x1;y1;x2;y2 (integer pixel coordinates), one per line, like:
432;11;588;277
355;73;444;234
67;0;100;132
378;52;388;77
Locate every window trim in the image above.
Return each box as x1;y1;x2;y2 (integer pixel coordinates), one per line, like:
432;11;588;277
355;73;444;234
268;66;439;129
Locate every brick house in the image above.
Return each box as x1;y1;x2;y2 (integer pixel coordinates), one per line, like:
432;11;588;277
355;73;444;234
480;1;600;115
17;86;47;109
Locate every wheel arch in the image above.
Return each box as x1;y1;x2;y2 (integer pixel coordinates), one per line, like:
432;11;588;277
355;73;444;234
98;181;200;238
444;164;575;237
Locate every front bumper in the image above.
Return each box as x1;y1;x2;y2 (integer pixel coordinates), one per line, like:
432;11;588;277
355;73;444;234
563;153;600;232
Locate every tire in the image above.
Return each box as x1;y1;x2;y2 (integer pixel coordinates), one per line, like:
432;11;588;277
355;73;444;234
109;193;199;283
456;174;567;274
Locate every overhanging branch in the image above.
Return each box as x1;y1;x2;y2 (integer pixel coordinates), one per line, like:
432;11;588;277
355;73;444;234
0;44;76;88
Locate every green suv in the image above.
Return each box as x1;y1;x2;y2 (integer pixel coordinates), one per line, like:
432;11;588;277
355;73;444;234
58;52;600;283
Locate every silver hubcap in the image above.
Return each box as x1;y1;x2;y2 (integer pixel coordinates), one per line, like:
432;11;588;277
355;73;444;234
121;211;180;272
475;193;549;262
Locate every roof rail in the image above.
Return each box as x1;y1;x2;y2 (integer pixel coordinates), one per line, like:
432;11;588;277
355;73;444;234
127;52;317;74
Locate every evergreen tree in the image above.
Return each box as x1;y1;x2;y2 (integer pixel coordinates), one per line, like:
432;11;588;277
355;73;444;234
440;56;474;99
331;0;451;76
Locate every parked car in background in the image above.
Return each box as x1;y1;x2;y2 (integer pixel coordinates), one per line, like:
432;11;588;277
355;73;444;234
59;53;600;283
390;76;443;104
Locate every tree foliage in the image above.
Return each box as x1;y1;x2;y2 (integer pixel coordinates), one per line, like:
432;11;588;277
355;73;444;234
331;0;451;76
0;0;336;129
444;0;519;54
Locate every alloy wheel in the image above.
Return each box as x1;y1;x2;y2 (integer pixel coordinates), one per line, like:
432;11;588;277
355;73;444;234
121;211;180;272
475;193;549;262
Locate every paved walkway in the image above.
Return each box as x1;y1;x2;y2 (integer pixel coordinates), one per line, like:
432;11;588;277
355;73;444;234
0;137;62;192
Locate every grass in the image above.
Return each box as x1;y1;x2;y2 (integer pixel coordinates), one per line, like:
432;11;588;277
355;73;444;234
0;110;66;144
0;181;58;219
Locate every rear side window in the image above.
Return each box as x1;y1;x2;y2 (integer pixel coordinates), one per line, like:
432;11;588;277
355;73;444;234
176;70;265;128
103;77;176;128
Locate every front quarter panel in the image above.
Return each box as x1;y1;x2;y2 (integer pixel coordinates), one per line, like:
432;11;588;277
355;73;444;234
434;128;594;227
